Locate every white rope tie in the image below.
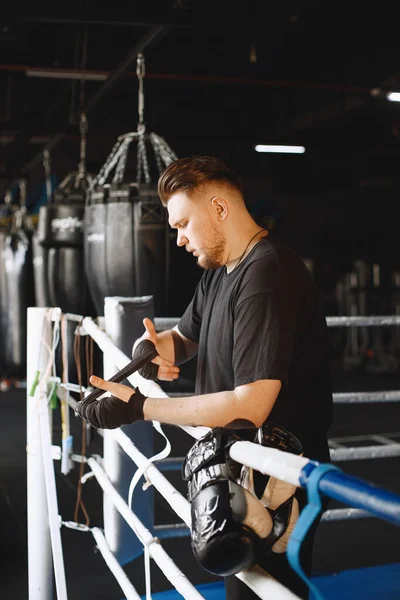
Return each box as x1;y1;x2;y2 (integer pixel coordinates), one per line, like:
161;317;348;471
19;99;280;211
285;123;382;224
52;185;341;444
127;421;172;599
128;421;172;506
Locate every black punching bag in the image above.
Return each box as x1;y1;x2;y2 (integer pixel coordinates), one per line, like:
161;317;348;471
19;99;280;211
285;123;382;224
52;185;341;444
0;197;12;374
34;171;94;316
0;231;6;374
84;132;177;317
84;184;110;317
0;186;35;377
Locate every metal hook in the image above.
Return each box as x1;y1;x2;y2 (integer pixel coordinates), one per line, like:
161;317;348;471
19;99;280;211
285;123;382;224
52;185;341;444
76;112;88;183
43;150;52;202
136;53;146;131
19;179;27;212
136;53;145;79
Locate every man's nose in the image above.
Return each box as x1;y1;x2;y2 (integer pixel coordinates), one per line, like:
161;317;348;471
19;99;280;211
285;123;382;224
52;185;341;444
177;231;187;247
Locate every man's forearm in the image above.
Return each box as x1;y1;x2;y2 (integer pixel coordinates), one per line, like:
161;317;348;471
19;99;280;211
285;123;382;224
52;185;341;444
143;390;257;429
157;327;197;365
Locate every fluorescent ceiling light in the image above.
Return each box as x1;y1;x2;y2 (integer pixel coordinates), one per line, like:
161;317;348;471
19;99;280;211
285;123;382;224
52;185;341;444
255;144;305;154
386;92;400;102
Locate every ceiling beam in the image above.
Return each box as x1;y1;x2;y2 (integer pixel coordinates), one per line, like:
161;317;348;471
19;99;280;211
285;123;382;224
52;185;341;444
265;74;400;141
268;96;364;140
19;15;189;29
9;25;170;176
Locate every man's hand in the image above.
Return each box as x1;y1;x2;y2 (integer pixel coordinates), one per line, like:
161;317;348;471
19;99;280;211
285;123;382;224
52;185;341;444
89;376;133;402
79;377;148;428
139;318;180;382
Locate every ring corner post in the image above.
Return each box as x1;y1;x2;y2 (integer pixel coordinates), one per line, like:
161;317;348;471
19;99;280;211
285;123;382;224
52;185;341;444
26;307;54;600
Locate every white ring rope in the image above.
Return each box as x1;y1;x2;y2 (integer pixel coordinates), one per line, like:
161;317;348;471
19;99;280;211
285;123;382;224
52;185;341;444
87;456;204;600
153;315;400;329
91;527;142;600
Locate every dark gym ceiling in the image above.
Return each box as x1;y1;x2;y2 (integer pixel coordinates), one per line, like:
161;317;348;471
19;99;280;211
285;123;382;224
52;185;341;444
1;2;400;194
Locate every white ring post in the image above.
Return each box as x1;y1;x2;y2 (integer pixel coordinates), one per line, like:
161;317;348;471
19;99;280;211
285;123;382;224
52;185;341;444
26;307;53;600
38;389;68;600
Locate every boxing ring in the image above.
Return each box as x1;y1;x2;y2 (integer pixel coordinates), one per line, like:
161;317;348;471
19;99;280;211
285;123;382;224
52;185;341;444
26;307;400;600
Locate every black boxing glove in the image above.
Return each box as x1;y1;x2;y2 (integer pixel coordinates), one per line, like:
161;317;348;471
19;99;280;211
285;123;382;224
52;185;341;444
133;339;159;381
77;387;147;430
182;424;303;576
182;428;273;576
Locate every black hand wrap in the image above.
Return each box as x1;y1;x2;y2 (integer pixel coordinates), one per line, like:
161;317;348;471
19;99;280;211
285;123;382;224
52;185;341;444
76;341;156;429
133;339;159;380
77;388;147;430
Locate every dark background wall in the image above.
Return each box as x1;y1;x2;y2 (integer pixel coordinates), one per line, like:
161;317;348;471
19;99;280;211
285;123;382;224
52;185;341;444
2;3;400;336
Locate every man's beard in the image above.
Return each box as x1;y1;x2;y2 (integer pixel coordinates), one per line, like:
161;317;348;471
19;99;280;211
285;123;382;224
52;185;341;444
196;226;226;270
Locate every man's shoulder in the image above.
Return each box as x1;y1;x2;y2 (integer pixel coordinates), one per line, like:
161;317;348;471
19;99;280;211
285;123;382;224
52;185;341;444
241;233;317;300
254;232;300;260
253;234;312;277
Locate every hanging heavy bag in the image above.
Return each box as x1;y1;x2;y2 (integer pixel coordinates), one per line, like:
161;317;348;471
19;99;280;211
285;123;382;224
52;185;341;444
84;184;110;317
32;149;53;308
35;171;103;388
34;115;95;316
0;194;13;374
84;55;178;317
90;135;176;316
2;202;35;377
36;171;94;316
32;231;51;308
0;231;7;374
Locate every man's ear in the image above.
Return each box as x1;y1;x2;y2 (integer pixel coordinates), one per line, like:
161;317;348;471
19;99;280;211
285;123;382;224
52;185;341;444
211;196;228;221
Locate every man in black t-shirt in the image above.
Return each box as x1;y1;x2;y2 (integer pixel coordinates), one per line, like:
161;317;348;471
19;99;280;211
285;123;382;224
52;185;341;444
178;230;332;464
83;156;333;599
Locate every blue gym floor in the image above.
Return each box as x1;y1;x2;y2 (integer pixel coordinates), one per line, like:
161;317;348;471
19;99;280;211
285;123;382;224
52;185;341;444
138;563;400;599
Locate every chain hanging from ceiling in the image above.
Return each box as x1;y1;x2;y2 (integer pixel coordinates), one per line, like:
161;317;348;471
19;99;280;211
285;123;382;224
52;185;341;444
91;53;177;190
84;53;178;318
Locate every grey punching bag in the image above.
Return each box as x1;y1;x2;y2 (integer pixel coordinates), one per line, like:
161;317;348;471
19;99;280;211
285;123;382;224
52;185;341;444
0;193;14;374
32;149;53;308
1;182;35;377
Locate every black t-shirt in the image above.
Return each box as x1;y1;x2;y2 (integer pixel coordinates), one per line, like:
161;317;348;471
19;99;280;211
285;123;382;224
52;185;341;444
178;232;333;462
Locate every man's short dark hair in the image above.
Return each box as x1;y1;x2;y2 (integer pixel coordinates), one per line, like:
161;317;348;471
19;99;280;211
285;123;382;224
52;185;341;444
157;156;243;205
